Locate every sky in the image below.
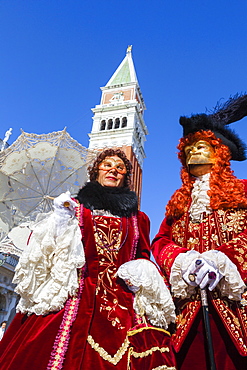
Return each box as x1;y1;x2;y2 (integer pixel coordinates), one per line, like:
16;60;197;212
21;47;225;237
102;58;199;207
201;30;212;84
0;0;247;239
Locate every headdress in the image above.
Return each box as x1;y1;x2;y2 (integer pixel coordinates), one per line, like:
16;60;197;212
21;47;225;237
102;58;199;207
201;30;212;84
179;94;247;161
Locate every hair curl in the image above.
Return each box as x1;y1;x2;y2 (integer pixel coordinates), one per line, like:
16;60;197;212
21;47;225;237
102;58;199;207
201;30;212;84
88;148;132;188
166;130;247;220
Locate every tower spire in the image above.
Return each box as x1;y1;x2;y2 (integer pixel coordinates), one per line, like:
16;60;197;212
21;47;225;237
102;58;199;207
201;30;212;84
88;47;148;203
105;45;138;87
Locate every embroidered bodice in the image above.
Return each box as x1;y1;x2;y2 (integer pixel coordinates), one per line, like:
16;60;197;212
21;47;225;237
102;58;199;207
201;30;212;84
93;215;128;330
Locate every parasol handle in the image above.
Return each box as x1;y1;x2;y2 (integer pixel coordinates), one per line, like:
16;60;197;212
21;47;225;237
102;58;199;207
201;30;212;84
44;195;71;208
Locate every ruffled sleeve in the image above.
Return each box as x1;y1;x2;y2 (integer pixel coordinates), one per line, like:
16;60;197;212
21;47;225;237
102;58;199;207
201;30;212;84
117;259;176;329
13;212;85;316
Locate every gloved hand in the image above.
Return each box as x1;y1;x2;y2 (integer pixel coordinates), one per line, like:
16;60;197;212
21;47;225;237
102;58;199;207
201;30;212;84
53;192;78;237
53;191;78;217
183;258;222;291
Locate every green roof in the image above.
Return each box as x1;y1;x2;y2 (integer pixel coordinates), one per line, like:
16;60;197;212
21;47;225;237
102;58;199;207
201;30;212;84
106;49;138;87
108;60;131;85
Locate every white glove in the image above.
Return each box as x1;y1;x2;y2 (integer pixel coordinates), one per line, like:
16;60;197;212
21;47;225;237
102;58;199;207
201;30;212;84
53;191;78;236
183;258;222;291
53;191;77;216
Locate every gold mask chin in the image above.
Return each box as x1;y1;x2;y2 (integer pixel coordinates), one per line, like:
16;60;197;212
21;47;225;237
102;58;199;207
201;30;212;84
185;140;216;166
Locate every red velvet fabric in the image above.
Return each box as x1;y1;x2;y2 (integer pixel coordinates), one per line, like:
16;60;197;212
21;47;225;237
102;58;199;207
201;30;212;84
176;304;247;370
152;181;247;369
0;207;176;369
128;324;176;369
0;311;65;369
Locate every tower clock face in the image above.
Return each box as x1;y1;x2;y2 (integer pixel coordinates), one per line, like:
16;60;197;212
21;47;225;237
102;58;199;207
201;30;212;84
110;92;124;102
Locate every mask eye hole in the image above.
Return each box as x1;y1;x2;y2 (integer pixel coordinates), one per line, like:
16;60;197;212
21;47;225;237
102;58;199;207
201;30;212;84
104;162;112;167
99;160;126;174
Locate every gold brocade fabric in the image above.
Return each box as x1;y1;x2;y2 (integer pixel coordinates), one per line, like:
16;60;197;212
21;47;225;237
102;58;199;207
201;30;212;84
172;208;247;253
88;216;176;368
94;215;122;253
171;208;247;355
86;215;132;366
93;215;126;329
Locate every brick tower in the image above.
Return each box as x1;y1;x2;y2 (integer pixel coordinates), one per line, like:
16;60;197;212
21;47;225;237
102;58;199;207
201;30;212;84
88;46;148;203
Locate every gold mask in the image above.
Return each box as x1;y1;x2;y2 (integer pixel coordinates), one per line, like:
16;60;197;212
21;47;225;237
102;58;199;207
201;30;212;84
98;157;127;174
184;140;216;166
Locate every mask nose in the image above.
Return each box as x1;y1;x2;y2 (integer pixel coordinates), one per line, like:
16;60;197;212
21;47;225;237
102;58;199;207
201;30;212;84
191;146;198;153
109;167;117;174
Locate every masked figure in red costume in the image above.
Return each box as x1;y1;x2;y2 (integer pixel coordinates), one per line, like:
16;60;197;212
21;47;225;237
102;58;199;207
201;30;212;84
152;95;247;370
0;148;177;370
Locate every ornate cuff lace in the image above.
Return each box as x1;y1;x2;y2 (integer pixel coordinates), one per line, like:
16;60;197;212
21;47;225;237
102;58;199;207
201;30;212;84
170;250;200;299
117;259;176;329
13;212;85;315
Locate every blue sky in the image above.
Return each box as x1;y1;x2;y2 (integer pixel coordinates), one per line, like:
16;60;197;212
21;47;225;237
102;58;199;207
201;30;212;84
1;1;247;238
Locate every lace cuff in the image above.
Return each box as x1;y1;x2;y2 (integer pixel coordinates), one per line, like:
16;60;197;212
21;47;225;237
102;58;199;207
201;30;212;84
170;250;200;299
13;212;85;315
117;259;176;329
170;250;246;301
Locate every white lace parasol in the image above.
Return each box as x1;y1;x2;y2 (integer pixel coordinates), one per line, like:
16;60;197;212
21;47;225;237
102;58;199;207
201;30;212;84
0;128;96;257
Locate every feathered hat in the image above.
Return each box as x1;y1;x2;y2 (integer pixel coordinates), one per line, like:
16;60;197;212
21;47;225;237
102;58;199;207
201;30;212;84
179;94;247;161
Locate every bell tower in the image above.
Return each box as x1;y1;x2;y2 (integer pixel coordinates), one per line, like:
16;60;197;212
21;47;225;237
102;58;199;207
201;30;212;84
88;46;148;202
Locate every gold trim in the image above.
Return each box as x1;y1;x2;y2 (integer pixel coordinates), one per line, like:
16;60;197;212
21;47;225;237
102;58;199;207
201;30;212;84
129;345;170;358
127;326;171;337
87;335;130;365
152;366;177;370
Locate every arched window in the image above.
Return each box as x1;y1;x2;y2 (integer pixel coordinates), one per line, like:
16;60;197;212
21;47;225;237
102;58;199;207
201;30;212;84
135;127;142;141
107;119;113;130
121;117;127;128
0;294;6;311
114;118;120;129
100;120;106;131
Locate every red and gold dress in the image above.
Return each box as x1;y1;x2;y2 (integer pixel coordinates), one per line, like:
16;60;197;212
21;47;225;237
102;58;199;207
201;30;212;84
0;205;176;370
152;180;247;370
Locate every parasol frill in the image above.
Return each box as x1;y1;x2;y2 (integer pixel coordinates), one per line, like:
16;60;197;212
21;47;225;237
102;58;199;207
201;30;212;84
0;129;96;257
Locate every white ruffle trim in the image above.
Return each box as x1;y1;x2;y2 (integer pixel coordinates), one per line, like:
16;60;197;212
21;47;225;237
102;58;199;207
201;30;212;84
13;212;85;315
170;250;245;301
170;250;199;299
189;173;212;222
117;259;176;329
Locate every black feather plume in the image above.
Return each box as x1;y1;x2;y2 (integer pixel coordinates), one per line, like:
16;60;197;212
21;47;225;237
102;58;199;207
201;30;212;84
179;94;247;161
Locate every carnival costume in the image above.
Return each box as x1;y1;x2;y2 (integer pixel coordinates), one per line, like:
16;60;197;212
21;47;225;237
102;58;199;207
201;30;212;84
152;95;247;370
0;181;176;370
